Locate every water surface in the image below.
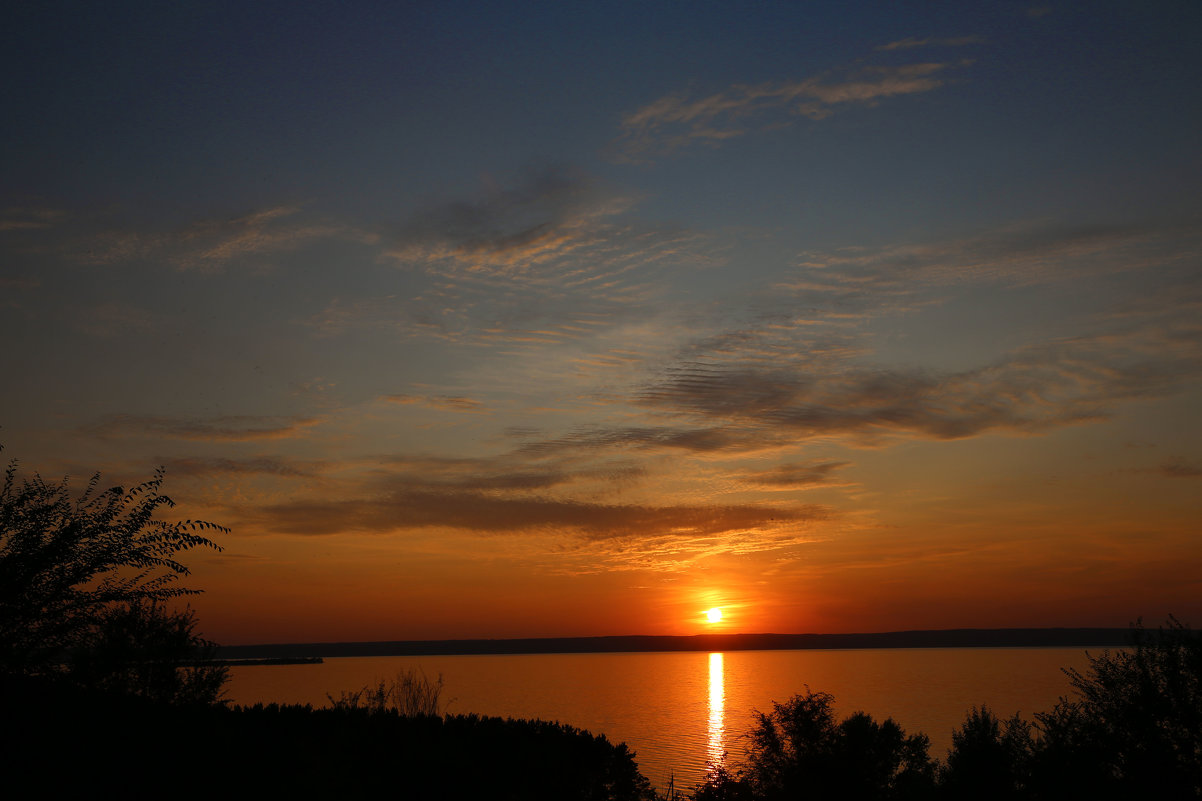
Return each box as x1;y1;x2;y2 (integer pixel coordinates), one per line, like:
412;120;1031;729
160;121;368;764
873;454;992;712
226;646;1103;791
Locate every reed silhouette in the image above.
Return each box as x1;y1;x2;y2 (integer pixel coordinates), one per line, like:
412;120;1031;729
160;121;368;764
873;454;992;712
327;666;447;716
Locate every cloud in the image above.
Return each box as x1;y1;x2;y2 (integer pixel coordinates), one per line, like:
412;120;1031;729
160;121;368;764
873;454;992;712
309;292;659;348
75;206;374;273
0;207;62;231
319;167;709;347
371;454;582;493
634;289;1197;442
617;60;967;160
387;166;633;276
159;456;320;477
418;218;1202;467
240;488;828;541
1151;461;1202;479
876;36;984;51
513;425;775;457
88;414;322;441
788;220;1199;300
637;316;1202;445
210;447;833;568
390;166;704;286
382;394;489;413
168;207;354;273
746;461;853;488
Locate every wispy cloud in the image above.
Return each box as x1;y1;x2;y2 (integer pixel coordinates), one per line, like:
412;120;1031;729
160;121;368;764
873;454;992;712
622;219;1202;448
74;206;374;273
876;36;984;51
168;207;358;273
513;425;778;457
387;166;623;274
382;394;489;413
788;220;1199;301
637;320;1202;444
385;166;703;281
88;414;323;441
159;455;321;477
318;167;709;347
205;444;831;570
617;59;970;160
1150;461;1202;479
0;207;62;231
746;461;853;489
239;488;828;543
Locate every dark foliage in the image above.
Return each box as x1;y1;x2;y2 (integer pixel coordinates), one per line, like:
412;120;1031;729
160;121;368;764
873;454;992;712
1;676;657;800
1029;617;1202;800
0;452;226;677
938;706;1034;800
690;764;754;801
694;619;1201;801
701;689;935;801
327;666;446;716
66;600;228;705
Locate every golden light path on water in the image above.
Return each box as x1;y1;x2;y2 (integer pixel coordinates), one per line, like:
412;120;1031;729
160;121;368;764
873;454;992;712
708;652;725;773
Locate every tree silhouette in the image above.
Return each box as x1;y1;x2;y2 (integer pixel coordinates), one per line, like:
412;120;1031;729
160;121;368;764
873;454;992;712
939;706;1033;800
67;600;228;705
0;449;226;678
739;689;935;801
1031;617;1201;800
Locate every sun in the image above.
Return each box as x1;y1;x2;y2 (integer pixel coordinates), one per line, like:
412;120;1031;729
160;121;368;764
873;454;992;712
705;607;723;623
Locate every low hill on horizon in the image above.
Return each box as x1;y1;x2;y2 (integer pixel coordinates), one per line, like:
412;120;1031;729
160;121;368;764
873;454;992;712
215;627;1135;661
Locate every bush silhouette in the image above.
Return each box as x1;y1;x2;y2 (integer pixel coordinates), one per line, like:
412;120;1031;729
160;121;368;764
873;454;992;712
0;447;227;703
66;600;228;705
327;666;447;716
1030;617;1201;800
733;689;935;801
939;706;1033;800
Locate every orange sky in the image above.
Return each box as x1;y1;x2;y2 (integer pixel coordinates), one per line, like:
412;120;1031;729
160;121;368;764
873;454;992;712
4;3;1201;645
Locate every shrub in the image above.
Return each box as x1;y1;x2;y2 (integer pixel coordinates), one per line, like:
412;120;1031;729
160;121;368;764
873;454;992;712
67;600;229;705
735;689;935;801
1031;617;1201;800
327;666;447;716
0;448;227;702
939;706;1034;800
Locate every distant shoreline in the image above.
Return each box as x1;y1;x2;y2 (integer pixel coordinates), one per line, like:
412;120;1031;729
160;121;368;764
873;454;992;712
215;628;1134;661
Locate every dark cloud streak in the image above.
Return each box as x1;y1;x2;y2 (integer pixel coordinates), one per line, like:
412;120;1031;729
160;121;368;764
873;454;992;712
159;456;318;477
88;414;322;442
241;489;827;540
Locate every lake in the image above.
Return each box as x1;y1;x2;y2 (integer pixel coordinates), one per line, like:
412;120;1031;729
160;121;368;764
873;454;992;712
224;646;1105;792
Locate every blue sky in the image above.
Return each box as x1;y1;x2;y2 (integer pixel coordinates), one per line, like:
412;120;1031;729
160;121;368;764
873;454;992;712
3;1;1200;643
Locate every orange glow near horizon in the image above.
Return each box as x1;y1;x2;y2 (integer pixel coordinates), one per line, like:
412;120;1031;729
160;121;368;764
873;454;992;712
5;3;1202;654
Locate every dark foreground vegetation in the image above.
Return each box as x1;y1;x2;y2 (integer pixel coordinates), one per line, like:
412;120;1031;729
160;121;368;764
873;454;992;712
2;671;654;799
683;618;1201;800
2;451;1200;799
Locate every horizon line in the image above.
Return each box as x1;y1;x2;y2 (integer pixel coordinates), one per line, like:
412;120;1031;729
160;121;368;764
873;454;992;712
215;626;1137;659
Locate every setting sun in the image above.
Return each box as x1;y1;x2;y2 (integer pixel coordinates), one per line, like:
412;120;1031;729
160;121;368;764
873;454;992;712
705;608;723;623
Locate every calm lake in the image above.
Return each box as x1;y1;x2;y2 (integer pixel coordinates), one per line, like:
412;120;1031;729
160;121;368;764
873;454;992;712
225;647;1103;792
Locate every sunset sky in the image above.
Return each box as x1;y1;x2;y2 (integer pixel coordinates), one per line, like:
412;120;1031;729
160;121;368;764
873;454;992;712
3;2;1200;646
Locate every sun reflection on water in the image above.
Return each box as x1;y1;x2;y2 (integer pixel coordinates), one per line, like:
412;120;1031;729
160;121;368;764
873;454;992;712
707;652;725;774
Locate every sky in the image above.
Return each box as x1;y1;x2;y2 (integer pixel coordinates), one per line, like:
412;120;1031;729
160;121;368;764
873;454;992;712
3;1;1201;646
